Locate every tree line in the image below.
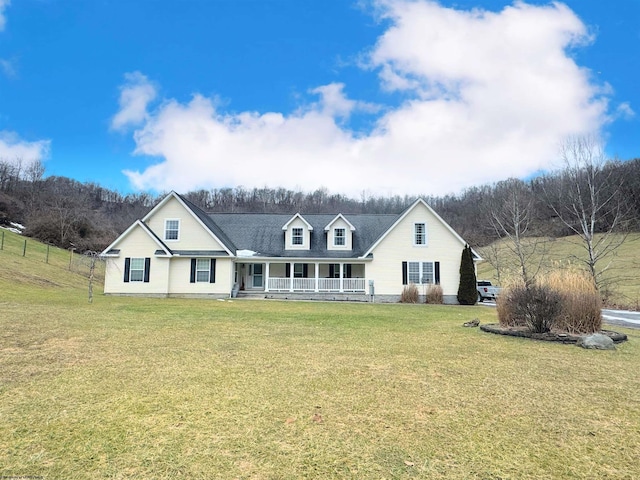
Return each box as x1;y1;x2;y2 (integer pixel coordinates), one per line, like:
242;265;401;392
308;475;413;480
1;152;639;253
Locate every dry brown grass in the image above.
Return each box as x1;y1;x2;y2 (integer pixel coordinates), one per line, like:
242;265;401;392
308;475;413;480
541;269;602;333
425;283;444;304
497;270;603;334
399;283;419;303
496;277;526;327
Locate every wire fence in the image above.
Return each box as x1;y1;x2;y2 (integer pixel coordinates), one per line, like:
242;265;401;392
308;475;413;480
0;229;105;280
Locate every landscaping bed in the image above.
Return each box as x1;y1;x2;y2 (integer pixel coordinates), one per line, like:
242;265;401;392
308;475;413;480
480;323;628;343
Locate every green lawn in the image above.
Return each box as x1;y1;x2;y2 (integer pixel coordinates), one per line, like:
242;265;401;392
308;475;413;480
1;229;640;479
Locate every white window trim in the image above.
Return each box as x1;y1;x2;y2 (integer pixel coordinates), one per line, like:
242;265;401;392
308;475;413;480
130;257;145;282
291;227;304;246
165;218;180;242
195;258;210;283
413;222;427;246
333;228;346;247
407;261;435;285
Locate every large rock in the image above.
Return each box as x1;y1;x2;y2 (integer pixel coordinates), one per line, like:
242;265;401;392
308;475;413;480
577;333;616;350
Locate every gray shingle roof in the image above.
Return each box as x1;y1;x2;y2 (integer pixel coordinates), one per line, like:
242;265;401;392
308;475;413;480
208;212;398;258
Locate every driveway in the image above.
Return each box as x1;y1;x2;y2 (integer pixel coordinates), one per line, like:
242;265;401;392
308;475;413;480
480;302;640;330
602;309;640;330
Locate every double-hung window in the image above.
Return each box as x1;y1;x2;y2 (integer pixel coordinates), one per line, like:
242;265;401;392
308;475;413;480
414;222;427;246
165;219;180;241
129;258;145;282
190;258;216;283
196;259;210;282
334;228;345;246
404;261;435;285
124;257;150;283
291;227;304;245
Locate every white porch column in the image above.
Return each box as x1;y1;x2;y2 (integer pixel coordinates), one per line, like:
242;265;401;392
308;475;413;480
265;262;270;292
289;262;294;292
339;263;344;292
315;262;319;292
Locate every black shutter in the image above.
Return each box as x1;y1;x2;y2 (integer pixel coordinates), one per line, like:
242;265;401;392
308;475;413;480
329;264;335;278
190;259;196;283
435;261;440;284
124;257;131;282
346;264;352;278
286;263;291;277
303;264;308;277
143;258;151;283
210;259;216;283
402;261;408;285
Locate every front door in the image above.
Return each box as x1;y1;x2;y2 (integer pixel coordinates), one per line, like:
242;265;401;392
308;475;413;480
250;263;264;289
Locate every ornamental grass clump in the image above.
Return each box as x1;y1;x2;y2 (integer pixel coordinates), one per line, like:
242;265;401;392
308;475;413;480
496;278;526;327
541;270;602;333
497;270;603;334
400;283;419;303
425;284;444;304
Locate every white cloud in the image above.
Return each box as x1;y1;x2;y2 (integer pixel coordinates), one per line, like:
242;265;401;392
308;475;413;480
110;71;157;131
0;131;50;165
118;1;612;197
0;0;9;31
615;102;634;120
0;58;16;78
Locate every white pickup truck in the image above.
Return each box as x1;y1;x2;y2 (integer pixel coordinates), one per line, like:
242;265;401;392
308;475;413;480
477;280;501;302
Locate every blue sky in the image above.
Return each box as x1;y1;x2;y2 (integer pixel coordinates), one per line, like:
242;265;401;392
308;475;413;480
0;0;638;197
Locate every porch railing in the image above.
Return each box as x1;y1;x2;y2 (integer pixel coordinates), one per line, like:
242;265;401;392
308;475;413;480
267;277;366;293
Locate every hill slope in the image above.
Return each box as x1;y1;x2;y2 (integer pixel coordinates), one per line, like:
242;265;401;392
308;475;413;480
0;228;104;302
476;233;640;308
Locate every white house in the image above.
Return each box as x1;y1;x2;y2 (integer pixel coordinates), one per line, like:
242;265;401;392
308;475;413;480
101;191;477;303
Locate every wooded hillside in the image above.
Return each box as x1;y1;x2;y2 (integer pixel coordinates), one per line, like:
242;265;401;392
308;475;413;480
1;156;639;252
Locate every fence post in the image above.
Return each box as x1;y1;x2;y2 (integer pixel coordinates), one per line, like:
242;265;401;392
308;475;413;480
46;244;50;264
1;231;3;250
23;239;27;257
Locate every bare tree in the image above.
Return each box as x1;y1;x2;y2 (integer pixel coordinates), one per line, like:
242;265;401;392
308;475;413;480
542;135;631;296
83;251;104;303
486;178;548;287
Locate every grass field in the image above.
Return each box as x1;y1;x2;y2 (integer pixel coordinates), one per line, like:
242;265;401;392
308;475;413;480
476;233;640;309
1;229;640;479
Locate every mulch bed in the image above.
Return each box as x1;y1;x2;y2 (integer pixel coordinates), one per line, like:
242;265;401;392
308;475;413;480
479;323;628;344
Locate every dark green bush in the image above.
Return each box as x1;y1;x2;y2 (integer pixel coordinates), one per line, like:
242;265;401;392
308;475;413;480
457;245;477;305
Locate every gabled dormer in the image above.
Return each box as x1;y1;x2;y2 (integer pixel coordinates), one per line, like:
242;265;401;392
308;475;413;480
282;214;313;250
324;214;355;251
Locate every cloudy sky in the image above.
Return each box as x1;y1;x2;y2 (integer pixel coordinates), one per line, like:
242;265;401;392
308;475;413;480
0;0;638;197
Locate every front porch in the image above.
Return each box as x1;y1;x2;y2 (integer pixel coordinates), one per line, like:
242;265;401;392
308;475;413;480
236;262;367;294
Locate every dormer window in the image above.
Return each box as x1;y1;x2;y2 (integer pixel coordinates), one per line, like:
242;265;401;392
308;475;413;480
414;222;426;246
283;214;313;250
165;219;180;241
324;214;355;251
291;227;304;245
